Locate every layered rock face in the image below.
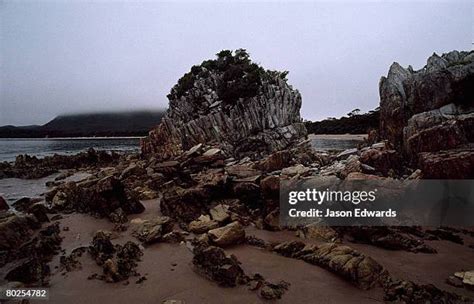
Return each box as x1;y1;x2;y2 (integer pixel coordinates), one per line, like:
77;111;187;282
379;50;474;178
141;50;306;159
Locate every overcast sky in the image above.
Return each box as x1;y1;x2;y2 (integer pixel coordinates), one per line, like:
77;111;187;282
1;0;472;126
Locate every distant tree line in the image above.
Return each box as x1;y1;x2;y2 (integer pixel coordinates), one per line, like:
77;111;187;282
304;108;379;134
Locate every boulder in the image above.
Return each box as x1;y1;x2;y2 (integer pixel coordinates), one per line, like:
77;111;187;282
232;182;261;209
208;222;245;246
256;150;292;172
12;197;42;212
0;213;39;253
132;216;174;244
340;155;362;178
209;204;230;223
264;209;281;231
454;271;474;287
89;232;143;283
192;245;246;287
384;279;470;303
120;163;145;180
260;175;280;199
5;223;62;285
161;187;211;222
403;104;474;157
188;215;219;234
300;243;388;290
418;149;474;179
281;164;310;177
336;148;359;160
48;176;145;222
259;282;290;300
360;148;400;176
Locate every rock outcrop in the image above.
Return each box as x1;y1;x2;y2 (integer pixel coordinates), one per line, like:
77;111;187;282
141;49;306;160
379;50;474;178
47;176;145;223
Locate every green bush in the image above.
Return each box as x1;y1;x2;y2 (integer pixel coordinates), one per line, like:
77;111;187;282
169;49;288;104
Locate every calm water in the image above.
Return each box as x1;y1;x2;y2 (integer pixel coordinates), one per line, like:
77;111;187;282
0;138;141;162
311;137;364;150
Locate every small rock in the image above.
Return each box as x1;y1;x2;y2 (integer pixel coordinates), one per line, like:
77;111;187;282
336;148;359;160
446;275;464;288
281;164;310;177
208;221;245;246
188;215;219;234
209;204;230;223
260;281;289;300
132;216;174;244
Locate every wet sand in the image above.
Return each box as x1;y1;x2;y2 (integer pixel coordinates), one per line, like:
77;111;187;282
36;199;474;304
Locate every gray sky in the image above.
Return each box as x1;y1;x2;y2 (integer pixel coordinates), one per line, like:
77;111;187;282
1;0;472;126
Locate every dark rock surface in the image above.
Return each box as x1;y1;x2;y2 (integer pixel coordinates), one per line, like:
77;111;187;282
378;50;474;178
379;50;474;150
384;279;472;303
273;241;389;290
4;223;62;286
88;230;143;283
47;176;144;222
0;148;119;179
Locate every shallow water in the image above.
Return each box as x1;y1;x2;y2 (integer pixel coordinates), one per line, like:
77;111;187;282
0;137;141;162
311;138;363;150
0;171;90;205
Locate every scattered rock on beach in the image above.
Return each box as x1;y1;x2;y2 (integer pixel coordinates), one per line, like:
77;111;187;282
132;216;174;244
5;223;62;285
188;215;219;234
384;279;471;303
48;176;144;222
192;245;246;287
208;221;245;247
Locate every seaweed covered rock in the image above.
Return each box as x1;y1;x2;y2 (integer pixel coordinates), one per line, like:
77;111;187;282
131;216;174;244
141;49;306;160
273;241;388;290
0;148;119;179
48;176;144;222
384;279;471;303
4;223;62;286
89;230;143;283
192;245;246;287
0;212;40;263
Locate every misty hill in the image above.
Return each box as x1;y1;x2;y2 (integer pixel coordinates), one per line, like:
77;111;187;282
304;108;379;134
0;111;165;138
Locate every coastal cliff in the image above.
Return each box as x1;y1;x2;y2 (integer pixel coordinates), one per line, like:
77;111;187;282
379;50;474;178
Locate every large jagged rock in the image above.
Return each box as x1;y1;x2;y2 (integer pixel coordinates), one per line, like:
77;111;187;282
379;50;474;150
141;49;306;160
379;50;474;177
